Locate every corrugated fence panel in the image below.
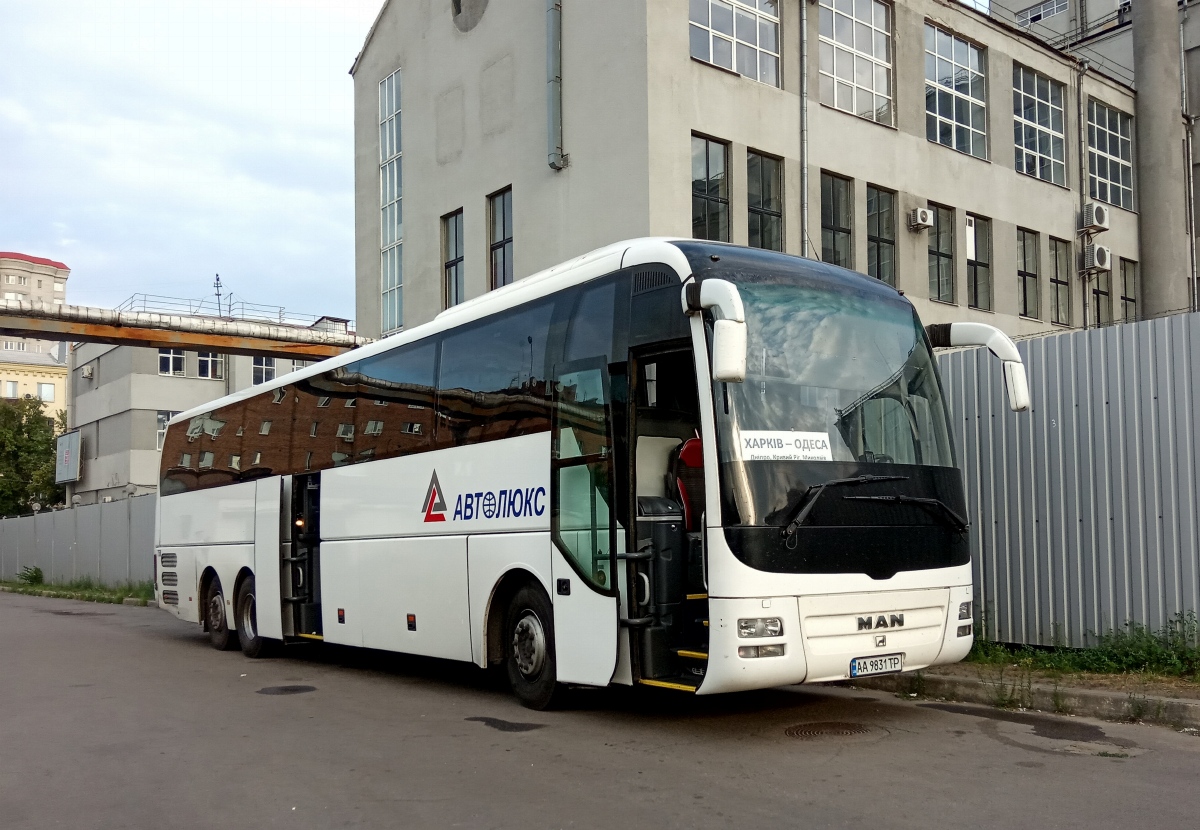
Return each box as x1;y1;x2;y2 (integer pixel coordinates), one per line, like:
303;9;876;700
940;312;1200;647
130;495;156;582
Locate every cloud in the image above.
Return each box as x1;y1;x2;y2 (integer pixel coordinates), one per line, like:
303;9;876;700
0;0;385;323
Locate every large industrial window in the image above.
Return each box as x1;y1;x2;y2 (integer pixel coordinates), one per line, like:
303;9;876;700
1013;64;1066;186
1088;99;1134;210
866;185;896;286
689;0;780;87
1050;237;1071;325
1091;268;1113;326
1016;0;1067;27
925;23;986;159
488;188;514;289
928;203;954;302
158;348;184;377
1017;228;1040;319
443;209;465;307
1120;259;1139;322
747;151;782;251
818;0;893;125
966;215;991;311
821;172;853;268
379;69;403;334
692;135;730;242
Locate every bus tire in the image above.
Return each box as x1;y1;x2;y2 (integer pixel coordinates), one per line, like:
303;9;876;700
205;576;236;651
235;576;274;658
504;584;561;710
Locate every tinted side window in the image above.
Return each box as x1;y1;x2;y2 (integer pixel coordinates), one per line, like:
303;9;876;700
564;280;616;364
438;300;554;446
348;339;438;462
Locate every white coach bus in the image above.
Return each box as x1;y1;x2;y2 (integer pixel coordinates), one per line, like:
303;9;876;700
156;238;1029;708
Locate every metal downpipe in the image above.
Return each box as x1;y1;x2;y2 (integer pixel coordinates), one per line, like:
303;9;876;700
546;0;567;171
800;0;811;258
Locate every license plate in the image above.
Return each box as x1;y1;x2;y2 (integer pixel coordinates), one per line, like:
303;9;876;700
849;653;903;678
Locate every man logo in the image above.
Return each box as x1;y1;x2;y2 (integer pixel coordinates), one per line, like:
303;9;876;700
423;471;448;522
857;614;905;631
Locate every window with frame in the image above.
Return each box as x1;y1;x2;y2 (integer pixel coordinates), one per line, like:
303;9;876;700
37;383;54;402
1120;259;1138;322
866;185;896;286
1088;100;1134;210
489;188;514;289
1050;237;1071;325
818;0;893;125
1017;228;1040;319
692;135;730;242
689;0;780;87
1091;268;1113;326
158;348;184;376
156;411;179;450
3;381;16;398
821;172;853;268
253;356;276;385
1016;0;1068;27
379;68;403;334
443;209;465;307
747;151;782;251
925;24;987;159
966;215;991;311
1013;64;1065;185
197;352;224;380
928;204;954;302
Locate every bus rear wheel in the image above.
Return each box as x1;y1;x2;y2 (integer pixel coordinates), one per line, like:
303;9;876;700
504;584;561;710
205;576;236;651
235;576;274;658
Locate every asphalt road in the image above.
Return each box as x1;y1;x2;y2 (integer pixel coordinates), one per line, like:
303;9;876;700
1;592;1197;830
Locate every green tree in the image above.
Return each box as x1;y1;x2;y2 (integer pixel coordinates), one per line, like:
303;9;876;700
0;399;65;516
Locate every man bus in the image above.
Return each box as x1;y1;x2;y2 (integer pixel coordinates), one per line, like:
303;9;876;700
155;238;1029;709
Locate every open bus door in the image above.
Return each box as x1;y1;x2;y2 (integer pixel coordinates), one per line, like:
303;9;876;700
549;358;619;686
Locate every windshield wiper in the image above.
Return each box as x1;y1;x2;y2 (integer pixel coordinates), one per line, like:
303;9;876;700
780;475;910;538
842;494;969;534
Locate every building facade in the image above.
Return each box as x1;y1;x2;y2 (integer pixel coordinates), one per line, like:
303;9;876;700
353;0;1152;340
0;252;71;410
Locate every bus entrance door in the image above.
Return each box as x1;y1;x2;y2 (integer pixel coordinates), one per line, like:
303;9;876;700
550;360;619;686
283;473;322;639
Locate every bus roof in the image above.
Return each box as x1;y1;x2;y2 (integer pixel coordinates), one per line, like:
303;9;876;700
168;238;695;426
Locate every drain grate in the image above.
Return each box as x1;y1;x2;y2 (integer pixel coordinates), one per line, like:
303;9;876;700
785;722;873;739
256;685;316;696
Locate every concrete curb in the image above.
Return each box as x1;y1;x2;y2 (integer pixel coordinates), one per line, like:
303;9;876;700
851;671;1200;730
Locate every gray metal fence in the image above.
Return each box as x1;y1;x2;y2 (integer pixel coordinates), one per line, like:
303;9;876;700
0;495;156;586
939;313;1200;647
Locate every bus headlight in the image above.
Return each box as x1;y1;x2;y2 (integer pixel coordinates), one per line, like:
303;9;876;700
958;601;972;620
738;617;782;638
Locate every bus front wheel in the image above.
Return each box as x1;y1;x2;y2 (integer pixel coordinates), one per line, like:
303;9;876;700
504;584;561;710
204;576;236;651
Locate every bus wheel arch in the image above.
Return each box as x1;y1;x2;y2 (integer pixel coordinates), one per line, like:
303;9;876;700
199;567;236;651
484;569;541;668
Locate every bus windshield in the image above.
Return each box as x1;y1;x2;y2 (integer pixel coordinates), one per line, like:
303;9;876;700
714;272;955;526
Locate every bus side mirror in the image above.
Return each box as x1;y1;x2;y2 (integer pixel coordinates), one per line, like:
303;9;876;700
685;278;747;383
926;322;1030;413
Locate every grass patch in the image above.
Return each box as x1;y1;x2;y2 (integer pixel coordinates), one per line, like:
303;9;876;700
0;576;155;605
967;613;1200;679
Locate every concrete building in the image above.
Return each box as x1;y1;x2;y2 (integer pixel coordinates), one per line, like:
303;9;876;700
0;252;70;359
352;0;1155;340
65;302;344;505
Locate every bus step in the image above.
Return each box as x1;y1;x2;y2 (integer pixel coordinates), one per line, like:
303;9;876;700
675;648;708;660
637;677;699;693
685;593;708;601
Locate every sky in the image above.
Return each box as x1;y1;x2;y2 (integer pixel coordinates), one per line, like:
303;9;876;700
0;0;386;322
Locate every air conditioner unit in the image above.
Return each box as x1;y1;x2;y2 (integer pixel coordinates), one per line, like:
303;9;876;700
909;208;935;231
1085;243;1112;272
1081;202;1110;233
81;365;94;379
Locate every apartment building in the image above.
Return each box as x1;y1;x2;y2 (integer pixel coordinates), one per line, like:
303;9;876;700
352;0;1160;340
0;252;71;416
